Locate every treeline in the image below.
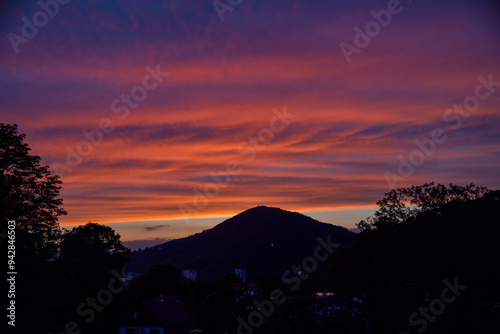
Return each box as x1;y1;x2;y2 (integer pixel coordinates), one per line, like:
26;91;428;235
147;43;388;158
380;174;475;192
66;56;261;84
317;183;500;333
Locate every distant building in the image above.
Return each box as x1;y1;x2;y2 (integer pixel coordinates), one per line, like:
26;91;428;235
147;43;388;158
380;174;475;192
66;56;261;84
183;270;197;281
235;268;246;283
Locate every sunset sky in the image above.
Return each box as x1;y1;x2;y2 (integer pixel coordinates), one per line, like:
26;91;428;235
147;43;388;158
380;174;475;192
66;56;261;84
1;0;499;241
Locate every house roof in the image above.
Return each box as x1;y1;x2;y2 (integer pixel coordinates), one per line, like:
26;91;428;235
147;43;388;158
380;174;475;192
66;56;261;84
142;295;198;333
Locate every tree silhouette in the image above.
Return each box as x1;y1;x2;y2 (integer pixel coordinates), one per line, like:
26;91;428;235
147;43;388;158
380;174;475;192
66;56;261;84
357;182;489;231
0;125;133;334
1;123;68;333
336;187;500;334
60;222;130;269
59;222;131;293
0;123;66;261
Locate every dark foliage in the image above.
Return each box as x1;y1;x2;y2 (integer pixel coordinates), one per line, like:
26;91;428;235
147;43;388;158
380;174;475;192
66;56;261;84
331;189;500;334
357;182;489;231
1;123;66;262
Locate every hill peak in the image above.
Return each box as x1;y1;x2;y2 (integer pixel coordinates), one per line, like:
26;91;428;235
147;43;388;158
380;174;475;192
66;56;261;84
236;205;291;217
217;205;319;229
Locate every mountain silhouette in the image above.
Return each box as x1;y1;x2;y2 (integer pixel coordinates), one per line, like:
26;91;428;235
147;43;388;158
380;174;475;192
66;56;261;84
127;206;355;281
